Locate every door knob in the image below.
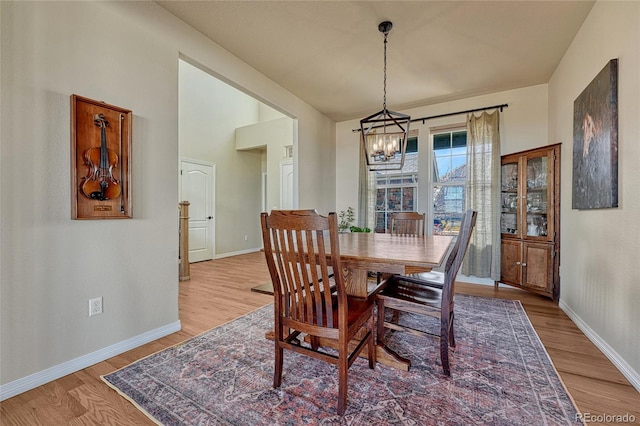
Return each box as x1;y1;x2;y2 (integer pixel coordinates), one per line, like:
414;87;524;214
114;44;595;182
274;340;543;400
207;216;213;219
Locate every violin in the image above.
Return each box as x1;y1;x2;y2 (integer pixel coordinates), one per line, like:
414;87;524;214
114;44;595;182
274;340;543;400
81;114;121;200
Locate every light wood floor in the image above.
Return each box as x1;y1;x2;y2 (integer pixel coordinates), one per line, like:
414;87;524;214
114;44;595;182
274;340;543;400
1;252;638;425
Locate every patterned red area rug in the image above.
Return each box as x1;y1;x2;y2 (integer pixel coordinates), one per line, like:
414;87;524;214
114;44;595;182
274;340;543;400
102;295;582;425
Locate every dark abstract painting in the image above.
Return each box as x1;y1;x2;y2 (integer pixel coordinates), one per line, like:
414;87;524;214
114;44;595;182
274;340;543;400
572;59;618;209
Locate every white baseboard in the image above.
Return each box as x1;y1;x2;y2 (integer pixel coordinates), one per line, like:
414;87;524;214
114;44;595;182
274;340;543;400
559;300;640;393
0;320;181;401
215;248;261;259
456;274;495;286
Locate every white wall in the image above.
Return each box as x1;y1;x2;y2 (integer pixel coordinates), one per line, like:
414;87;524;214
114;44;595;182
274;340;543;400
548;1;640;387
1;0;181;390
335;84;549;216
236;117;294;213
0;0;335;398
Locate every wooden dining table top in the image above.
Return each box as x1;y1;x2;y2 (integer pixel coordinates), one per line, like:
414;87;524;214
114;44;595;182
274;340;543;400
329;232;453;299
335;232;453;272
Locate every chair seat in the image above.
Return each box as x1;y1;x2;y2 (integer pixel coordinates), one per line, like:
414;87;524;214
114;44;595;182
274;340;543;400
289;292;374;329
378;277;443;308
281;279;373;330
395;271;444;289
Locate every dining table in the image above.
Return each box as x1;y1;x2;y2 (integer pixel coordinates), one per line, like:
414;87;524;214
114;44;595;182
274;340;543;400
325;232;453;370
262;231;453;371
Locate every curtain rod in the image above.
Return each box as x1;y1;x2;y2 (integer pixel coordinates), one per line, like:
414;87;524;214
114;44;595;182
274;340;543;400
352;103;508;132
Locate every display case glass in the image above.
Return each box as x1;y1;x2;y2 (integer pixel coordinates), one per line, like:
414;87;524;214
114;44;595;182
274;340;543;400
501;161;519;235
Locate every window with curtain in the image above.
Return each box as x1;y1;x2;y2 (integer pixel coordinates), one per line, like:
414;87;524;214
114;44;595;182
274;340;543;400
432;129;467;235
360;111;500;279
372;137;418;233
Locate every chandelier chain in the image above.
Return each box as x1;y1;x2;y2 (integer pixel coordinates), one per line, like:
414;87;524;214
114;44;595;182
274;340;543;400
383;32;388;111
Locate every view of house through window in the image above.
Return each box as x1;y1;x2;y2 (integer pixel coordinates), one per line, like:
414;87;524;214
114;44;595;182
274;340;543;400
371;130;467;235
432;129;467;235
373;138;418;233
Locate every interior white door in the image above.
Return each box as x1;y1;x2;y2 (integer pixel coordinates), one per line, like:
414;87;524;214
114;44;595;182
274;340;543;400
180;159;215;262
280;160;293;209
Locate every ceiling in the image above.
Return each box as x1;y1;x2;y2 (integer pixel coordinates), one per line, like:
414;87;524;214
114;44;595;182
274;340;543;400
156;1;594;122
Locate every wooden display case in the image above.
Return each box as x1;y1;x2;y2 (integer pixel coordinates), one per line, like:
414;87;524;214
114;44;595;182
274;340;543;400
496;143;561;301
71;95;132;219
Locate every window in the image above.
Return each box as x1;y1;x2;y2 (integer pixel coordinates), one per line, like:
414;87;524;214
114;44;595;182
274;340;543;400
432;130;467;235
368;131;467;235
373;137;418;233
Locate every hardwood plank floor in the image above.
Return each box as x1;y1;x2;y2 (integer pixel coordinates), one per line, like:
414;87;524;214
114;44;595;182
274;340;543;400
1;252;638;425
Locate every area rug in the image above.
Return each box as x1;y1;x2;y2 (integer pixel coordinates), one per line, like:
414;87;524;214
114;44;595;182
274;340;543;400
102;295;582;425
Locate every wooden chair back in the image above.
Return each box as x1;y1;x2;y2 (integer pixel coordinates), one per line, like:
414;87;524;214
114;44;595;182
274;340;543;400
261;210;346;332
390;211;426;236
442;209;477;303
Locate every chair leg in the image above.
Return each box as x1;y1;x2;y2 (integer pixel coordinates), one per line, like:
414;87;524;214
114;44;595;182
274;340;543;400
367;316;376;369
440;318;451;376
337;343;348;416
376;299;386;345
449;312;456;349
310;335;320;351
274;343;284;388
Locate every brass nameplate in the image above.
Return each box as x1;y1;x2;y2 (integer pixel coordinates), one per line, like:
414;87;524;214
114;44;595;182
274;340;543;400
94;205;112;212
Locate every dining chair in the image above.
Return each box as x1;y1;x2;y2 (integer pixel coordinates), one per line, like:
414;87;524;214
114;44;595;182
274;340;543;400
260;209;376;416
389;211;426;236
376;209;477;376
387;212;427;277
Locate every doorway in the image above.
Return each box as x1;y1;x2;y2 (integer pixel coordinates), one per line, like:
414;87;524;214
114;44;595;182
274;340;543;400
178;58;295;258
180;158;215;262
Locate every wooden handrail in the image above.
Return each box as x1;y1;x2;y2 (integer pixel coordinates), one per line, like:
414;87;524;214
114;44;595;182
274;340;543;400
179;201;191;281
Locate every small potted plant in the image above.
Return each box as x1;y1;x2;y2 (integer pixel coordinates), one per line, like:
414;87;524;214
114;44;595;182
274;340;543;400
338;207;371;233
338;207;355;233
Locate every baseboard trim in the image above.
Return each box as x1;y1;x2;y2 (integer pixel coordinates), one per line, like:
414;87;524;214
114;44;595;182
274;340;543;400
0;320;181;401
456;274;495;286
559;300;640;393
215;248;261;259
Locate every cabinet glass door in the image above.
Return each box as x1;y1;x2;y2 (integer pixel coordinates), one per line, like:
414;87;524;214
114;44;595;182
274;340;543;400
525;156;548;237
501;161;519;235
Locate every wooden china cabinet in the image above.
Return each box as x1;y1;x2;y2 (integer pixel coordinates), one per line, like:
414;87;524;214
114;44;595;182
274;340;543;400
496;143;561;301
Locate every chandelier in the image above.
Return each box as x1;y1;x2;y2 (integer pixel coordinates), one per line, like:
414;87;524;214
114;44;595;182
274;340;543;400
360;21;410;171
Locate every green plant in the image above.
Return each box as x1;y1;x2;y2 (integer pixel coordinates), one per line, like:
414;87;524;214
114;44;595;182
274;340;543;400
349;226;371;233
338;206;355;232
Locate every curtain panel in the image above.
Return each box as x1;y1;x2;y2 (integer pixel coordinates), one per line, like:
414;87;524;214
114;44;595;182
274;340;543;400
358;139;375;229
463;110;501;280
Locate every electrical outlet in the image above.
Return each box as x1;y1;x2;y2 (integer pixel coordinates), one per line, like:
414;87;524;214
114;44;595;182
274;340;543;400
244;235;248;241
89;297;103;316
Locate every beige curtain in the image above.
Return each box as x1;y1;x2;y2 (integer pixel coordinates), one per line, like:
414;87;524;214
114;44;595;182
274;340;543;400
462;110;501;279
358;139;375;228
